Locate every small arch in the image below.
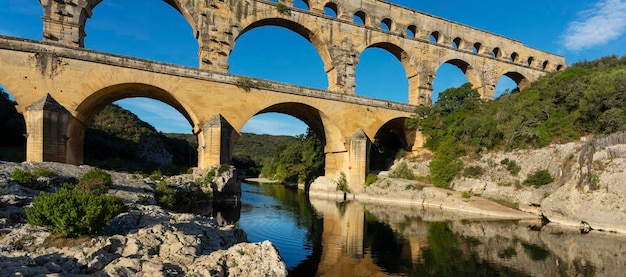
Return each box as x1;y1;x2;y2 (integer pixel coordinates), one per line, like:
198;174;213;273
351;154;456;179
527;57;535;67
510;52;519;63
430;31;441;43
473;42;482;54
503;71;530;91
406;25;417;38
370;118;410;171
324;2;339;18
296;0;310;10
556;64;564;71
452;37;463;49
492;47;502;59
354;11;366;25
381;18;393;31
542;61;550;71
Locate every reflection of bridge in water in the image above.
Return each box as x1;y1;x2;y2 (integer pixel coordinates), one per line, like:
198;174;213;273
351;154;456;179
3;0;566;189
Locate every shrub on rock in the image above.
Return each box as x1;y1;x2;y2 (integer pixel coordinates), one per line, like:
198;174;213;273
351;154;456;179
77;168;113;195
26;187;127;237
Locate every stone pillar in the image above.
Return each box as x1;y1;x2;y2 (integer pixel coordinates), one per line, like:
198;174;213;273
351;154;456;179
346;130;370;192
65;117;87;165
197;1;239;72
40;0;96;47
197;114;238;169
24;94;71;163
409;71;434;106
327;44;358;94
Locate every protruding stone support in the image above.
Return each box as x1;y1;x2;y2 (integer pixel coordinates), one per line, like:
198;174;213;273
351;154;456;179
197;114;239;169
24;94;71;163
346;130;370;192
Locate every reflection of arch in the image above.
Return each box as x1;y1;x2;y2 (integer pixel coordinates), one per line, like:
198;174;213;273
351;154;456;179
237;18;332;79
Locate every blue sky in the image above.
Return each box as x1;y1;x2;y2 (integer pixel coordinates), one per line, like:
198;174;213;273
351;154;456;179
1;0;625;136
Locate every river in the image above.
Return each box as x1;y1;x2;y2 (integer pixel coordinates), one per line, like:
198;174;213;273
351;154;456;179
215;181;626;276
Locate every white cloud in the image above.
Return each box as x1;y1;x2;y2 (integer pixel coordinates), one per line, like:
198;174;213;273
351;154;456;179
562;0;626;51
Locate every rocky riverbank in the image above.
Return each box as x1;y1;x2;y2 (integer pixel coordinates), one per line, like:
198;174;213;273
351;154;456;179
0;161;287;276
311;133;626;235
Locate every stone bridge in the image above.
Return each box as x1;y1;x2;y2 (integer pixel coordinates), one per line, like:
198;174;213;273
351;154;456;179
1;0;566;191
40;0;566;104
0;36;416;191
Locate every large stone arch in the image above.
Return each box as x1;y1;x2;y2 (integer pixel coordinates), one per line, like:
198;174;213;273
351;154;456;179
500;70;531;91
235;17;333;82
67;83;197;165
435;58;482;94
355;41;418;103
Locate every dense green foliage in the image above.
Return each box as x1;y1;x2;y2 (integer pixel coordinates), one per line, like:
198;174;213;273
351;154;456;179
26;188;126;237
0;88;26;161
11;167;56;186
260;129;324;184
232;133;298;176
408;55;626;186
523;169;555;188
500;158;522;176
154;180;212;213
76;168;113;195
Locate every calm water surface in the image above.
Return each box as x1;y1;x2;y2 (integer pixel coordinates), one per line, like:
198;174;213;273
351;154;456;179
227;182;626;276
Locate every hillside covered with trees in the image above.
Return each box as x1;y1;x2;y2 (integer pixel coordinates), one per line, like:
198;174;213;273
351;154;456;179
408;55;626;187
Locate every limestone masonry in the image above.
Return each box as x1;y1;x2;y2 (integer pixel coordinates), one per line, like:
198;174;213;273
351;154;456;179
2;0;566;190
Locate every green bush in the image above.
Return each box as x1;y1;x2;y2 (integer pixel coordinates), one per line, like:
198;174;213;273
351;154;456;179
155;181;177;210
390;161;415;180
524;169;554;188
337;173;348;192
11;169;35;185
462;165;485;178
149;169;163;181
429;139;464;188
500;158;521;176
364;173;378;187
77;168;113;195
217;163;231;174
25;187;126;237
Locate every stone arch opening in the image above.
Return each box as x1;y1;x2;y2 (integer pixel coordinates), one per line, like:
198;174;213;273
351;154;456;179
406;25;417;38
354;11;367;25
542;60;550;71
370;117;410;171
381;18;393;31
527;56;535;67
239;103;333;184
355;42;413;103
556;64;564;71
473;42;482;54
0;84;26;162
492;47;502;59
452;37;463;49
69;83;197;170
85;0;198;66
235;18;330;89
495;71;529;98
433;59;472;104
298;0;310;10
510;52;519;63
430;31;441;43
324;2;339;18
